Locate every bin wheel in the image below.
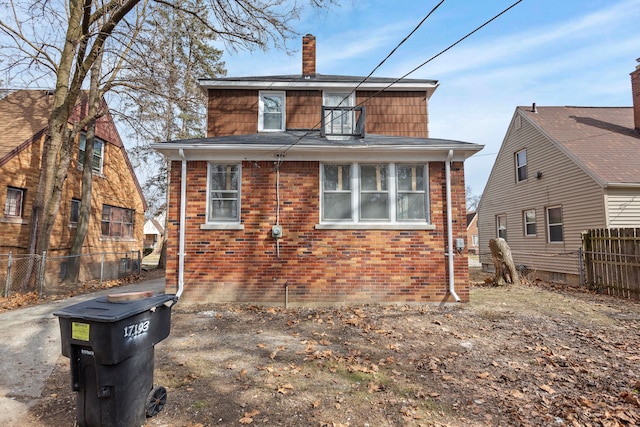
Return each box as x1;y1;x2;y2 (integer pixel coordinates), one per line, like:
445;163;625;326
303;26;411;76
146;386;167;417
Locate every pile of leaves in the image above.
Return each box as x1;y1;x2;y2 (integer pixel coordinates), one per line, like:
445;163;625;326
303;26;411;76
27;278;640;426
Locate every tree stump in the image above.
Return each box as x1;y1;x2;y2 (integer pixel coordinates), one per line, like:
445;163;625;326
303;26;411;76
489;238;520;286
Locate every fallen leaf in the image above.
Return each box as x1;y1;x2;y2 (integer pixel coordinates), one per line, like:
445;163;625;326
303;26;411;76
239;417;253;424
539;384;555;394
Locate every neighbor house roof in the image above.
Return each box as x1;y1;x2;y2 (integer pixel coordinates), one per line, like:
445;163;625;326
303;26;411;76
0;90;54;163
519;106;640;187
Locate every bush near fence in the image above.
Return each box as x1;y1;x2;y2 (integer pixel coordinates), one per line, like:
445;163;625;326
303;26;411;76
1;251;141;298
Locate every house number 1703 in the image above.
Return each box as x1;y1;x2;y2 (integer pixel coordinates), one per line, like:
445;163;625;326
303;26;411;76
124;320;150;338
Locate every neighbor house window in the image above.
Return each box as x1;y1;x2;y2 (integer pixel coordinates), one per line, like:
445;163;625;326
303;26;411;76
523;209;536;236
258;91;285;131
101;205;134;238
4;187;25;217
208;163;240;222
70;199;80;224
515;149;527;182
496;214;507;240
79;133;105;173
323;92;355;137
547;206;563;242
321;163;429;223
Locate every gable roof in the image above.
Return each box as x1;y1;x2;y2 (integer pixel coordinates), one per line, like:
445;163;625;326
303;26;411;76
518;106;640;186
0;90;54;163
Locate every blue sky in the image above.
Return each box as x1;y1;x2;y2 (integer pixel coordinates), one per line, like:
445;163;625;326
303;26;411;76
217;0;640;198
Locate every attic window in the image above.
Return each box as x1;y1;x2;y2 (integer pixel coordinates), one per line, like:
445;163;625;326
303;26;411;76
515;149;527;182
79;133;105;174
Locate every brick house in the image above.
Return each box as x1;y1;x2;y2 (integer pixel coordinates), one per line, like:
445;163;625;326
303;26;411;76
152;35;483;305
0;90;146;258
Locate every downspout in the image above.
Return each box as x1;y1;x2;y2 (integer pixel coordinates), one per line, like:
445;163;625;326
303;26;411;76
176;149;187;299
445;149;461;302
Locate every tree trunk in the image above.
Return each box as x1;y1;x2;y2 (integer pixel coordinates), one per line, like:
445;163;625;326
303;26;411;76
63;50;103;285
489;238;520;286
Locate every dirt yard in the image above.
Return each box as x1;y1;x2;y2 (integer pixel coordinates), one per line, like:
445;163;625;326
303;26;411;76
24;269;640;426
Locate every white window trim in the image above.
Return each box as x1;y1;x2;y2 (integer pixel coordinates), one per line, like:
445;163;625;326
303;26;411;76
316;162;434;230
523;209;536;237
258;91;286;132
515;149;527;182
4;187;24;218
203;162;243;228
496;214;507;240
546;206;564;243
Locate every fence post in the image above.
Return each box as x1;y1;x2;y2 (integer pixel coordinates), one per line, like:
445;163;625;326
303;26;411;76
137;250;141;275
4;251;12;297
578;247;584;286
38;251;47;298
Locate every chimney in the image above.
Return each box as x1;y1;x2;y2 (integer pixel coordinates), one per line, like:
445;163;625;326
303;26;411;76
302;34;316;78
632;58;640;134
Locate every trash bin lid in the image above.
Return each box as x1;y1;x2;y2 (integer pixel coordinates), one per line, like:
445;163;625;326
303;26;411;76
54;294;177;322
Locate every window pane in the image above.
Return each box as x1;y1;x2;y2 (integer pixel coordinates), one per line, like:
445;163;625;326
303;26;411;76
361;193;389;220
210;199;237;219
526;223;536;235
209;164;239;221
323;165;350;191
101;221;110;236
263;113;282;130
4;188;23;217
70;200;80;223
397;165;424;191
360;165;388;191
549;225;563;242
397;193;425;220
548;207;562;224
323;193;351;220
516;150;527;181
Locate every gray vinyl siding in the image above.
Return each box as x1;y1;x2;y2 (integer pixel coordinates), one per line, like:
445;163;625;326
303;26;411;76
605;189;640;227
478;112;606;275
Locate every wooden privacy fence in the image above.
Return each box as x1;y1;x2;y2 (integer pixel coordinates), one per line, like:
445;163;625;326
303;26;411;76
582;228;640;300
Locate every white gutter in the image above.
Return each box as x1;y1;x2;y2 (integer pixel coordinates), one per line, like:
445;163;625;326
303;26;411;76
445;149;461;302
176;149;187;299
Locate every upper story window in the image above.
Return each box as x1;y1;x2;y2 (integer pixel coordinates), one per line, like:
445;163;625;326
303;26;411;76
258;91;285;131
523;209;536;237
321;163;429;224
546;206;563;243
70;199;80;225
496;214;507;240
79;133;105;174
101;205;134;238
208;163;240;222
323;92;355;138
4;187;25;218
515;149;527;182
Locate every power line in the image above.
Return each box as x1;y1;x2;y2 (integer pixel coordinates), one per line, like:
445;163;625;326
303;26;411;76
273;0;447;157
267;0;524;158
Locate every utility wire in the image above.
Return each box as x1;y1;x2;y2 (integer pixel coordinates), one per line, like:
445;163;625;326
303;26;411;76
270;0;447;158
265;0;524;158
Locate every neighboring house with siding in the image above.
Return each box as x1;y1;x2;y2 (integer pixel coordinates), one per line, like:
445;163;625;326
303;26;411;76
0;89;146;259
152;35;483;305
477;60;640;284
466;212;478;254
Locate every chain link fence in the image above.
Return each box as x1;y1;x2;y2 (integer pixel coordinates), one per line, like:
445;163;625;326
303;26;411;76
1;251;141;298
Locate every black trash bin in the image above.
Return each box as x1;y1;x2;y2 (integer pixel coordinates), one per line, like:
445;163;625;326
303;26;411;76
54;293;177;427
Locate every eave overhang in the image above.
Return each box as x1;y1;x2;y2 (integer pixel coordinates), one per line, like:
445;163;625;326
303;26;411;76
151;134;483;163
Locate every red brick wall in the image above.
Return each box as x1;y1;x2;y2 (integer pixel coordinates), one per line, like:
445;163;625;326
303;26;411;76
166;160;469;304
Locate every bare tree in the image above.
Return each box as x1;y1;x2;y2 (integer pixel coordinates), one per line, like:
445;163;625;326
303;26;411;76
0;0;335;281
